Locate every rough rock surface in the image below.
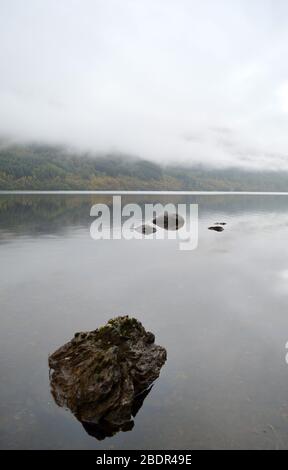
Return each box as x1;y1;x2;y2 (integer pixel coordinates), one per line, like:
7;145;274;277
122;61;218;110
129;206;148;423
49;316;167;435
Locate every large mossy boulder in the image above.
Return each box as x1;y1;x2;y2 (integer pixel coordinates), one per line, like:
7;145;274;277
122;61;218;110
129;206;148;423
49;316;167;436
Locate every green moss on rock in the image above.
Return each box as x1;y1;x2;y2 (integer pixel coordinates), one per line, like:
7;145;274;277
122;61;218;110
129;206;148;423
48;316;167;435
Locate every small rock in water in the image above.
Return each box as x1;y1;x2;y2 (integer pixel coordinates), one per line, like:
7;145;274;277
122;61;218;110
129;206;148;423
208;226;224;232
135;224;157;235
152;212;185;230
214;222;227;226
49;316;167;439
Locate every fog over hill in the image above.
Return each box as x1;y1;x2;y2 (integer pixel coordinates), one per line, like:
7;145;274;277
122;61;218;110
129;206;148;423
1;141;288;191
2;1;288;170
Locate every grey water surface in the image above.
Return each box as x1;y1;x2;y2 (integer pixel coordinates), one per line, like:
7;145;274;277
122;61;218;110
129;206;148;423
1;194;288;449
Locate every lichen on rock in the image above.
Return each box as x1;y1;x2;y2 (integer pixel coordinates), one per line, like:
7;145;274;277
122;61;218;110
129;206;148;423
48;316;167;438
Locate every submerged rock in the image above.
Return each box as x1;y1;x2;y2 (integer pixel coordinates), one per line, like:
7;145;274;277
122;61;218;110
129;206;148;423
49;316;167;438
152;212;185;230
135;224;157;235
208;226;224;232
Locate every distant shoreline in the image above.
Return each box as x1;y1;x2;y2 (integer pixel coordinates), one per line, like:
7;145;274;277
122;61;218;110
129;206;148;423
2;190;288;195
3;143;288;192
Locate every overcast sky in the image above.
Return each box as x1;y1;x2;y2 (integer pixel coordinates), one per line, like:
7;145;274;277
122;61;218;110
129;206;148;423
1;0;288;169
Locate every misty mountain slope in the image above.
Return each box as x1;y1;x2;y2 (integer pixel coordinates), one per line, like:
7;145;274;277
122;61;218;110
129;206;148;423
1;143;288;191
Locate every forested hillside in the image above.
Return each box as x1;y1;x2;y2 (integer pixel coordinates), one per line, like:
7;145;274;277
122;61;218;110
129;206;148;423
1;142;288;190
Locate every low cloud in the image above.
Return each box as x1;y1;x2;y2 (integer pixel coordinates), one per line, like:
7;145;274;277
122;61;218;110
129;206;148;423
1;0;288;169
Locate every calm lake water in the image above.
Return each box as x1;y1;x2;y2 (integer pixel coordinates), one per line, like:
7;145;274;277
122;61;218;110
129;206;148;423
1;194;288;450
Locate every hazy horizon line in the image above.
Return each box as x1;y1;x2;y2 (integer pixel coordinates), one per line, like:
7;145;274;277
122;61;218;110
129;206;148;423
2;190;288;196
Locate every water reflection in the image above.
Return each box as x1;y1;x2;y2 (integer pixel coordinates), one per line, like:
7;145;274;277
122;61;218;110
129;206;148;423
2;194;288;449
48;316;166;441
80;387;153;441
1;194;288;239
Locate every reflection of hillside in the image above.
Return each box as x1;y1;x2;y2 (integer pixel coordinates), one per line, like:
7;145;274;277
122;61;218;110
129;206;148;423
0;195;288;238
0;196;110;236
191;195;288;215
